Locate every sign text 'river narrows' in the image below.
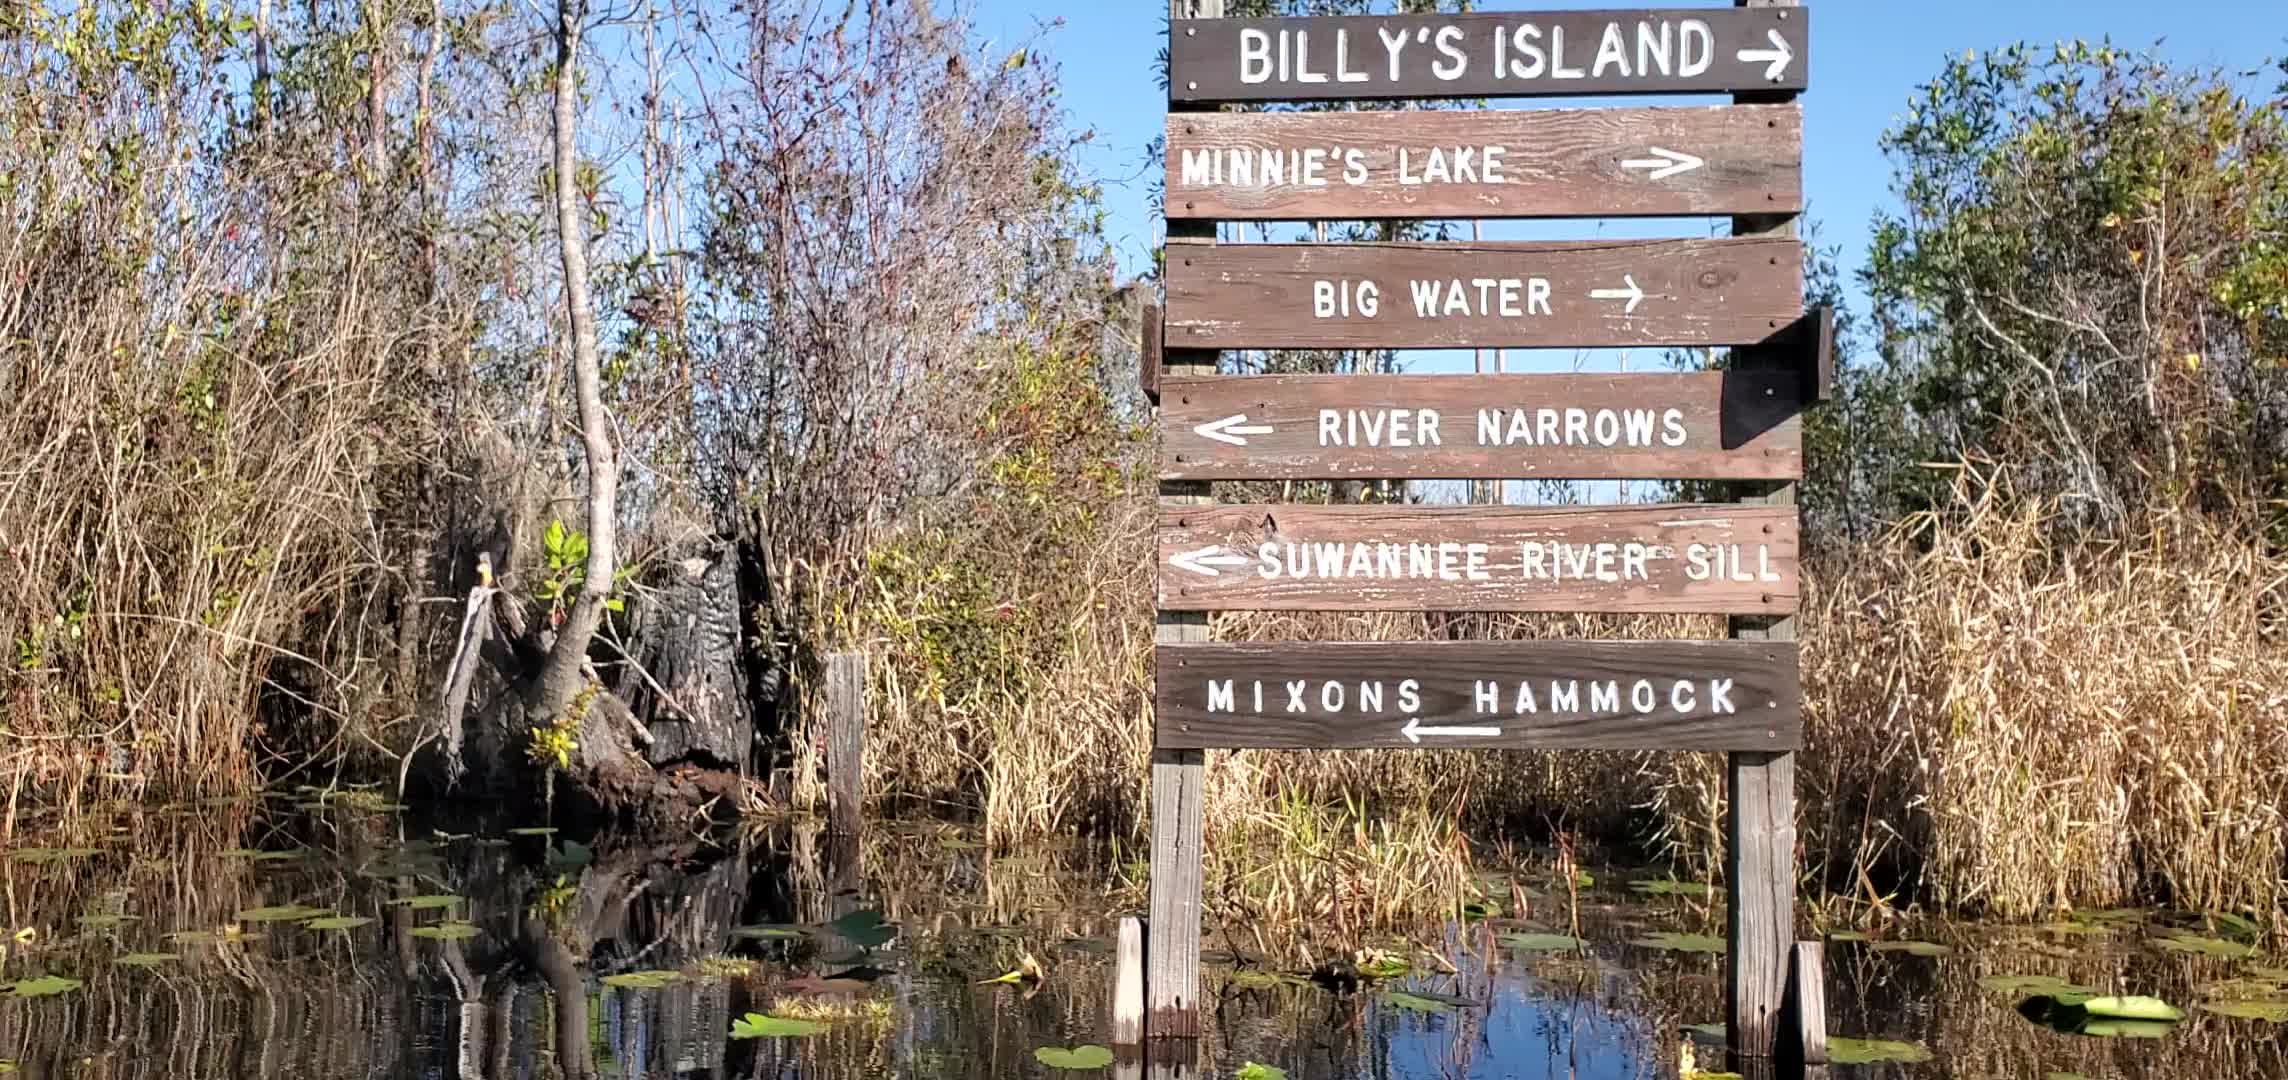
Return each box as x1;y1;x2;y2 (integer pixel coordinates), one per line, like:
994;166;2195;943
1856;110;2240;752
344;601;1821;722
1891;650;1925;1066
1166;104;1801;220
1156;640;1800;751
1160;371;1804;481
1164;237;1801;350
1169;8;1808;102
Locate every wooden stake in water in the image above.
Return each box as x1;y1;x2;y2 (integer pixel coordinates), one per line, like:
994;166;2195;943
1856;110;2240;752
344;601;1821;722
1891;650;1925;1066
1113;916;1146;1047
825;652;864;837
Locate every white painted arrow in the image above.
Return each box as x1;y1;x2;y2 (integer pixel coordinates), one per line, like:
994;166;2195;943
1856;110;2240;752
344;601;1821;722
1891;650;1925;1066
1589;275;1646;314
1169;546;1252;578
1193;413;1275;447
1400;717;1503;744
1620;147;1706;181
1737;29;1794;82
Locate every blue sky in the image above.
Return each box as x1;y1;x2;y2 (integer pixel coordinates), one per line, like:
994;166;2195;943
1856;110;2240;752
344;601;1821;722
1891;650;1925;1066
972;0;2284;318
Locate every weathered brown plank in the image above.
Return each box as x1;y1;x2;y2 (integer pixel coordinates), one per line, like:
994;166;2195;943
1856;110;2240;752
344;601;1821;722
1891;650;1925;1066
1161;371;1803;482
1154;640;1799;751
824;652;864;837
1785;940;1829;1066
1169;8;1809;102
1166;105;1801;220
1159;503;1797;614
1164;238;1802;350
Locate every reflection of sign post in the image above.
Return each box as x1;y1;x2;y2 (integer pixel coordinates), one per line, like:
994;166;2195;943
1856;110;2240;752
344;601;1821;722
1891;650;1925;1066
1144;0;1821;1066
1167;105;1802;220
1164;237;1802;349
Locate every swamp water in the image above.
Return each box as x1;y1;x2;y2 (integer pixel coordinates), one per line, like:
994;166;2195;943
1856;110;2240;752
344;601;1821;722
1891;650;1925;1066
0;797;2284;1078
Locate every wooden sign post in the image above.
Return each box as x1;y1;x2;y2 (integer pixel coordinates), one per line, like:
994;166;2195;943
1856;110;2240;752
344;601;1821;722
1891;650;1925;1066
1146;0;1821;1068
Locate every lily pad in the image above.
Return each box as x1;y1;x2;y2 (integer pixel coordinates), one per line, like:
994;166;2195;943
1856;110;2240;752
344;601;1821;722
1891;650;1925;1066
2152;934;2257;959
1979;974;2096;996
1034;1045;1114;1070
1633;932;1726;954
2038;921;2112;937
388;894;464;912
2208;912;2262;940
730;1013;827;1039
507;826;558;836
1497;932;1582;952
2077;1019;2177;1038
1630;878;1716;897
1827;1037;1933;1064
730;924;807;940
1381;990;1457;1012
1229;970;1308;989
821;909;896;950
114;952;181;967
601;969;683;989
164;930;228;945
1234;1065;1288;1080
1355;953;1410;979
2247;965;2288;982
2079;995;2183;1021
2201;1001;2288;1021
1459;899;1501;921
410;922;479;941
1868;940;1952;957
6;975;83;998
235;905;331;923
302;916;374;930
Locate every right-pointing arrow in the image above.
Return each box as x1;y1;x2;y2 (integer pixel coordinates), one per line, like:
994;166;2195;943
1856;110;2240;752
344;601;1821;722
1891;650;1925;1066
1737;29;1794;82
1589;275;1646;315
1620;147;1706;182
1400;717;1504;744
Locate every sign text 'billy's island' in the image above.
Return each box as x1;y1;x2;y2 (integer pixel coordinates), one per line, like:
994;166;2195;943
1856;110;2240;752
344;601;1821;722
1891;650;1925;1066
1158;503;1797;614
1169;8;1809;102
1155;640;1800;751
1164;237;1802;350
1166;105;1801;220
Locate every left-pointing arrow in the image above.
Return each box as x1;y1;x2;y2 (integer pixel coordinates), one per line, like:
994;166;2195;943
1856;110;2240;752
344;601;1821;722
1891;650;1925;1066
1400;717;1504;744
1169;546;1252;577
1193;413;1276;447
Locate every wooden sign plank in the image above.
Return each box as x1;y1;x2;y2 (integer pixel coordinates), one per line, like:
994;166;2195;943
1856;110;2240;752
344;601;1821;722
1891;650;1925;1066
1166;105;1802;221
1169;8;1809;103
1159;503;1797;614
1154;639;1800;751
1164;238;1802;350
1160;371;1803;482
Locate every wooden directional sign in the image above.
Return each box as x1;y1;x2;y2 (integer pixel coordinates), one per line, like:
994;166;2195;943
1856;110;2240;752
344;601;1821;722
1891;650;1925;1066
1164;237;1801;350
1160;370;1803;482
1168;8;1809;103
1159;503;1797;614
1166;105;1802;220
1155;640;1800;751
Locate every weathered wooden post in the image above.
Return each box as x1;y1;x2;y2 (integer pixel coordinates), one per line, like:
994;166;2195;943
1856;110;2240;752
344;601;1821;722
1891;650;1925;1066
824;652;864;837
1112;916;1147;1047
1785;939;1829;1066
1728;0;1803;1063
1147;0;1222;1045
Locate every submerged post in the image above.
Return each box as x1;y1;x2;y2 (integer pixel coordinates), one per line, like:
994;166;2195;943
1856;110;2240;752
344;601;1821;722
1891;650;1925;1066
825;652;864;836
1785;940;1829;1066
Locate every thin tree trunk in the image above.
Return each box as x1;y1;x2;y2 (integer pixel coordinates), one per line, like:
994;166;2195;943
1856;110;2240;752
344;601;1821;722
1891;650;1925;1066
537;0;618;722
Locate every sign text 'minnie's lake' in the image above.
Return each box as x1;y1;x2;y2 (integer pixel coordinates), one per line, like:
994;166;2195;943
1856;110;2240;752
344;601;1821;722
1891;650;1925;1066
1169;9;1810;103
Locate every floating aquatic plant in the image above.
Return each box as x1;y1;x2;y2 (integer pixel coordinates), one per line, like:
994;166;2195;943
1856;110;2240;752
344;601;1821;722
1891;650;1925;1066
1032;1045;1113;1070
730;1013;827;1039
1633;932;1726;954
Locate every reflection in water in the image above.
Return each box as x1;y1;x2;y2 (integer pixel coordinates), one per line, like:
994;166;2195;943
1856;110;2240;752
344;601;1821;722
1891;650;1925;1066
0;802;2285;1078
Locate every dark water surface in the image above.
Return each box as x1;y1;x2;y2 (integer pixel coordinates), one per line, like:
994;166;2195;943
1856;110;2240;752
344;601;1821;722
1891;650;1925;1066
1;796;2285;1078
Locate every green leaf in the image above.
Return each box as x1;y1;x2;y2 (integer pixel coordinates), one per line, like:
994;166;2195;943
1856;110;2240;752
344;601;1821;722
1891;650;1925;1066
544;519;566;558
1355;954;1410;980
730;1013;827;1039
1868;940;1952;957
1228;970;1307;989
302;916;373;930
410;922;479;941
730;924;807;940
821;909;896;949
1033;1045;1115;1070
1633;932;1726;954
235;905;330;922
1629;878;1716;897
600;970;682;989
1234;1064;1288;1080
1978;974;2096;996
2151;933;2257;959
2201;1000;2288;1021
2078;995;2183;1021
508;826;558;836
1381;990;1456;1012
1827;1037;1933;1064
7;975;82;998
114;952;181;967
388;894;463;911
1496;932;1581;952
